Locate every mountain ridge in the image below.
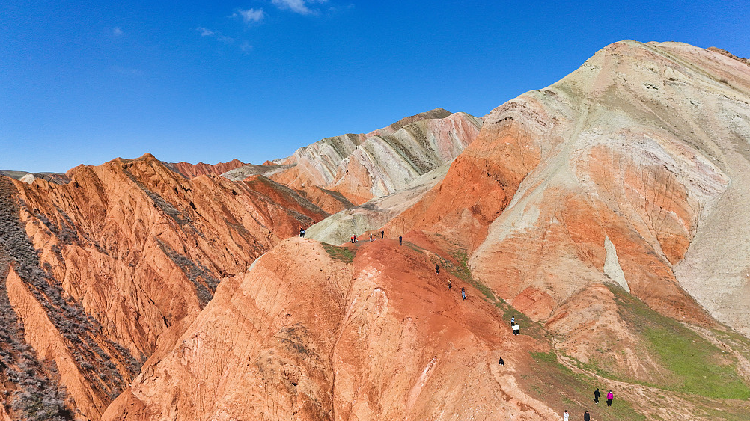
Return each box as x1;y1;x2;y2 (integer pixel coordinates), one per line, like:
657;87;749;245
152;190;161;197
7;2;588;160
2;40;750;420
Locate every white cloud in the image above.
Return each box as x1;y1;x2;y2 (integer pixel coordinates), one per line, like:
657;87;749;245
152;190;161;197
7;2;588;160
112;27;124;36
235;8;265;23
197;27;215;37
240;41;253;53
272;0;328;15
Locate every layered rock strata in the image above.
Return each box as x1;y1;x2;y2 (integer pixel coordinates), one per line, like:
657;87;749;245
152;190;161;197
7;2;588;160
166;159;247;179
104;238;556;421
266;109;483;205
0;154;330;419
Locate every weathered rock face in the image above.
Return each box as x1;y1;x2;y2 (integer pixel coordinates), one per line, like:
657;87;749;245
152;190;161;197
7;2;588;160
467;41;749;336
103;238;557;421
306;164;451;245
267;109;483;206
0;154;330;420
166;158;247;179
302;41;750;396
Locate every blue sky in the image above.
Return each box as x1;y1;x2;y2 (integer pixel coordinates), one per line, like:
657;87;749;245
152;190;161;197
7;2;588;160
1;0;748;173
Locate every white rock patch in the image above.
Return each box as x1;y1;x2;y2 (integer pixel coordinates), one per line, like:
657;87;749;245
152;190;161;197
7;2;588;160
604;235;629;292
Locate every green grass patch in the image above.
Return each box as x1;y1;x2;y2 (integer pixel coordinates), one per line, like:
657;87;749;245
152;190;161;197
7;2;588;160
321;243;355;264
605;283;750;400
643;325;750;399
528;351;646;421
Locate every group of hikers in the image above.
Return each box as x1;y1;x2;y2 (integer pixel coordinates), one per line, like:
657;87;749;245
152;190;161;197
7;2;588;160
563;388;615;420
346;230;386;243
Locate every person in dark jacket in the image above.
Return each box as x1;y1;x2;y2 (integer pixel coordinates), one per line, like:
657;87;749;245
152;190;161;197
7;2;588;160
399;235;402;245
584;410;590;421
594;388;600;404
436;264;440;274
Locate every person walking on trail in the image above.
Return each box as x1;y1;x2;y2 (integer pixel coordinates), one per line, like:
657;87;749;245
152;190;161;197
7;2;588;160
436;264;440;274
606;390;613;406
563;410;569;421
583;410;590;421
299;228;305;238
370;233;373;242
399;235;403;245
512;323;520;335
461;288;466;300
350;235;355;244
448;279;452;290
594;388;600;404
381;230;384;239
511;316;515;327
498;357;504;366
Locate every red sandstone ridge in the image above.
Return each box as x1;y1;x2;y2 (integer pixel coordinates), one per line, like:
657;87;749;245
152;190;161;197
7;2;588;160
103;238;556;421
166;158;247;179
0;153;329;420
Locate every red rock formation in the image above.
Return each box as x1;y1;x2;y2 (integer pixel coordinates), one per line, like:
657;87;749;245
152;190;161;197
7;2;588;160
103;238;556;421
0;154;330;420
385;104;544;252
166;158;247;179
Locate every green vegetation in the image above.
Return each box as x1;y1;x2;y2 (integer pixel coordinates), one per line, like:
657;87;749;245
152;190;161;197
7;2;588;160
606;284;750;400
643;325;749;399
322;243;355;264
528;351;646;421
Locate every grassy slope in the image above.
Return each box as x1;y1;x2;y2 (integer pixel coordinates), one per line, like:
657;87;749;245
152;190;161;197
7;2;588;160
606;284;750;400
432;237;750;419
324;233;750;419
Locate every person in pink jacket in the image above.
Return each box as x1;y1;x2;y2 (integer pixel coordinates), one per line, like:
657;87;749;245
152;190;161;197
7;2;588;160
606;390;614;406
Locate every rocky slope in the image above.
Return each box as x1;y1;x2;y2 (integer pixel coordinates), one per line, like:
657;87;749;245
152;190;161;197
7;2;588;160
261;109;483;206
166;159;247;179
464;41;750;339
0;154;329;420
299;40;750;416
103;238;557;421
328;41;750;339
